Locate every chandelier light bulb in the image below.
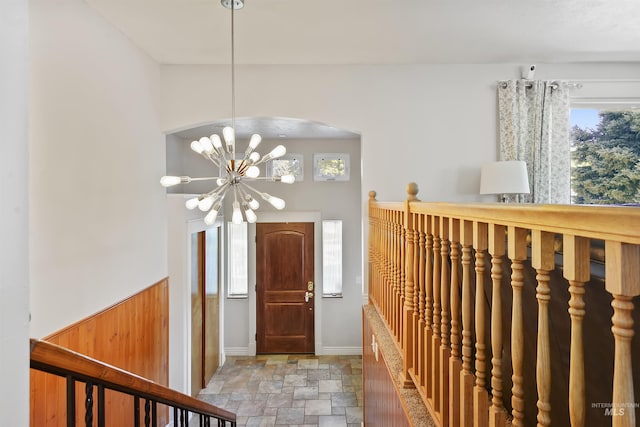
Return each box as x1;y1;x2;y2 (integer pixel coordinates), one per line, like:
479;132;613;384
199;137;214;154
204;203;221;225
249;134;262;149
185;197;200;210
244;206;257;223
249;152;260;164
246;166;260;178
271;145;286;158
262;193;286;210
198;196;215;211
280;174;295;184
232;201;243;224
211;134;223;152
245;194;260;210
260;145;287;163
160;176;183;187
190;140;204;154
223;126;235;150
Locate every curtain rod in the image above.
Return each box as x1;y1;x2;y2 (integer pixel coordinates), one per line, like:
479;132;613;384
497;80;583;90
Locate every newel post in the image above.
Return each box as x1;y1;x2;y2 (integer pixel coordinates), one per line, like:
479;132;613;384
400;182;419;388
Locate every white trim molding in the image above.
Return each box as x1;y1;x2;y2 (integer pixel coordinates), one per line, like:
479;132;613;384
249;211;323;355
318;346;363;356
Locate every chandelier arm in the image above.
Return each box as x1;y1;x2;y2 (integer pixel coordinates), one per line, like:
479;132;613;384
211;181;231;197
237;184;250;201
239;181;267;198
188;177;223;182
204;154;223;168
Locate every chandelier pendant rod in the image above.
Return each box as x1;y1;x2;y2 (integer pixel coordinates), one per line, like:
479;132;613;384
230;1;236;146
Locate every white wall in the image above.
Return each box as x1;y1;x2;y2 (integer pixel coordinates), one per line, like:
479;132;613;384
29;0;167;338
161;63;640;203
0;0;29;424
160;61;640;357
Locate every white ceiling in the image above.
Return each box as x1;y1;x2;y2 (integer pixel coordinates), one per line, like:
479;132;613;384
86;0;640;65
85;0;640;139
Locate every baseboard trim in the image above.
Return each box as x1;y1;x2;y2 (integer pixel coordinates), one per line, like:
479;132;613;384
320;346;362;356
224;347;250;356
224;346;362;356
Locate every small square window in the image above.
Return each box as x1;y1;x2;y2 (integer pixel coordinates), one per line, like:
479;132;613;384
313;153;350;181
267;153;304;182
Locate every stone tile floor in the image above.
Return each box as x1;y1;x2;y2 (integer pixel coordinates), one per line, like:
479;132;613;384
197;354;363;427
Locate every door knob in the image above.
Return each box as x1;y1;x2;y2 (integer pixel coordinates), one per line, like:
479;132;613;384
305;291;314;302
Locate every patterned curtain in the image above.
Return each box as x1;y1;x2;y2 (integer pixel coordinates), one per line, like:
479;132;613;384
497;80;571;203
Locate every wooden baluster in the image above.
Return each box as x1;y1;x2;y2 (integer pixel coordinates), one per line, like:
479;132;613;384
449;219;462;427
390;211;396;328
368;192;376;303
393;211;400;340
532;230;554;427
417;215;427;389
400;184;418;387
378;210;384;309
489;225;507;427
474;222;489;427
413;214;421;384
509;227;527;427
374;207;381;307
379;209;388;314
605;242;640;427
397;211;404;342
424;216;434;400
439;218;451;425
431;216;442;410
460;220;475;427
563;235;589;427
399;211;407;345
386;210;392;322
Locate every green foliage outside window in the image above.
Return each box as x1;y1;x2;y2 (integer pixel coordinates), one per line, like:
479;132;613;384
318;159;346;177
571;111;640;204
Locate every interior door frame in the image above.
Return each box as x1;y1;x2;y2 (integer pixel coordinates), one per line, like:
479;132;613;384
185;216;225;394
248;211;323;356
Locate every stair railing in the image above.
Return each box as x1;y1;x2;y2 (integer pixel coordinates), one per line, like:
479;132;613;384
30;339;236;426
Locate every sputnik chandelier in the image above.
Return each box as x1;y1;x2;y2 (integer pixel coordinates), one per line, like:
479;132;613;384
160;0;293;225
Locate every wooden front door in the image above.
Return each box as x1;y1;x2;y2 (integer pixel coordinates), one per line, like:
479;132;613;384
256;222;314;354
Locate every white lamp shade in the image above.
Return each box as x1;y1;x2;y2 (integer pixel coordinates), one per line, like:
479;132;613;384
480;161;530;195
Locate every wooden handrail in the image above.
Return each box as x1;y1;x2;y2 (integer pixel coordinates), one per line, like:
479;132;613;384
367;183;640;427
408;201;640;244
30;338;236;424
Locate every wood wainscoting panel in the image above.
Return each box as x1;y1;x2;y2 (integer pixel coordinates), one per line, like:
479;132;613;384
30;278;169;426
363;307;412;427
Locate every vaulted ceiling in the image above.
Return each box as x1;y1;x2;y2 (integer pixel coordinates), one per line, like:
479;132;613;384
86;0;640;65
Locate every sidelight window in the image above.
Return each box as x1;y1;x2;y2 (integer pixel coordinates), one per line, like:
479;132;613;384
227;221;248;297
322;220;343;297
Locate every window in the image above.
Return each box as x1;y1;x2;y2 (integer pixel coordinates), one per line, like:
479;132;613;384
322;220;343;296
313;153;350;181
227;221;248;297
267;153;304;181
570;107;640;204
